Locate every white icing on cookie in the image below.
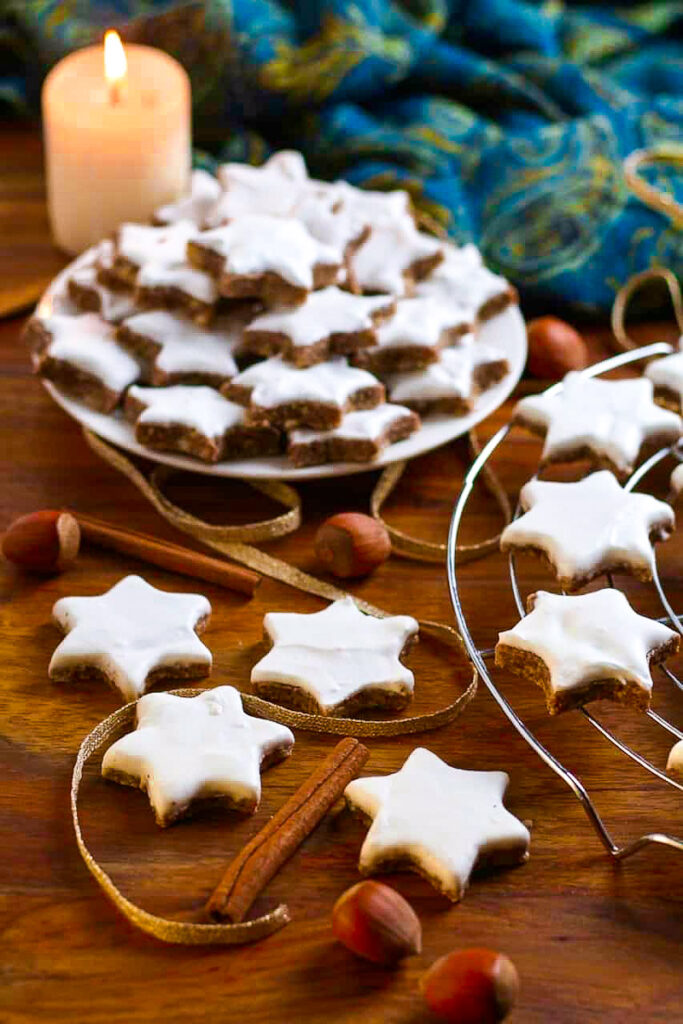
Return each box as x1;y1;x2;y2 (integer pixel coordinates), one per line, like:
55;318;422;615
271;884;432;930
49;574;212;703
129;384;246;436
500;471;674;584
231;356;380;409
121;310;240;379
117;220;196;270
375;295;472;351
497;589;677;704
137;262;219;304
415;241;509;313
514;372;683;477
350;223;443;295
193;215;341;290
251;595;418;712
38;313;140;391
154;169;223;226
322;180;413;228
644;341;683;405
666;738;683;778
245;286;393;348
292;189;368;250
208;151;309;224
290;403;416;445
69;263;139;322
344;747;530;901
386;339;506;405
101;685;294;825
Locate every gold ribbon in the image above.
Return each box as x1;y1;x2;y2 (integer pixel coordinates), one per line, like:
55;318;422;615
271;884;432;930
623;143;683;228
610;268;683;354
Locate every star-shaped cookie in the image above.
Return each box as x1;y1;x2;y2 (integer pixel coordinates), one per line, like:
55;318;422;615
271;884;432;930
513;372;682;478
495;589;679;714
344;747;530;901
250;596;419;716
101;685;295;826
644;342;683;411
49;575;212;703
154;169;222;226
500;471;674;590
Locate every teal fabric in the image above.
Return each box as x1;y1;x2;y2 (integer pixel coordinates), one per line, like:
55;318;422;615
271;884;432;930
2;1;682;314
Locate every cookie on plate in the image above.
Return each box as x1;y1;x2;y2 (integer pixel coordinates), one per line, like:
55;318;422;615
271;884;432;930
287;403;420;467
207;150;309;224
495;589;679;714
188;214;342;307
344;747;530;902
385;340;509;414
348;222;444;296
513;373;682;479
67;242;138;323
500;471;674;590
354;295;473;374
250;596;419;716
415;242;518;321
49;574;212;703
223;356;384;430
26;312;140;413
101;685;295;826
153;169;222;227
242;286;395;367
116;309;243;387
125;384;281;463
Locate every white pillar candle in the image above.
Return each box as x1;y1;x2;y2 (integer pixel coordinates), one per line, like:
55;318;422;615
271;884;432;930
42;32;191;255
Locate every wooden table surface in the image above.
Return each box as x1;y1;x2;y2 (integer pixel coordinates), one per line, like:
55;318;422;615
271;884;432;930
1;129;681;1024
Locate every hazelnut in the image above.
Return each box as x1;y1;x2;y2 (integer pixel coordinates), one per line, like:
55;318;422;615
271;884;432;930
2;509;81;574
314;513;391;579
527;316;588;379
420;948;519;1023
331;880;422;965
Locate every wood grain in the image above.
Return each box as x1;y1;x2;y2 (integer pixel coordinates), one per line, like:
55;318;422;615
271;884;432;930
1;128;681;1024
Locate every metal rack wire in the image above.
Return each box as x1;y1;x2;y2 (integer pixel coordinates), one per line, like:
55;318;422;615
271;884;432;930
447;342;683;860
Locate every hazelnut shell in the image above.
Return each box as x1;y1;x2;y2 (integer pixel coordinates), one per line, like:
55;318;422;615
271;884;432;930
527;316;588;379
314;512;391;579
420;947;519;1024
332;880;422;965
2;509;81;574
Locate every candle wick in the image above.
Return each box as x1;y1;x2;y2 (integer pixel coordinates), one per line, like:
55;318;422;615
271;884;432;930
109;80;121;105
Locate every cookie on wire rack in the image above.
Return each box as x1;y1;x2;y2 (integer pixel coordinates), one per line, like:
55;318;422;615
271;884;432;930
644;343;683;412
500;471;674;591
495;589;679;714
513;372;682;479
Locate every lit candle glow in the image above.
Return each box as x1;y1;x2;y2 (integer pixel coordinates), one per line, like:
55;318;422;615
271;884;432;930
104;30;127;105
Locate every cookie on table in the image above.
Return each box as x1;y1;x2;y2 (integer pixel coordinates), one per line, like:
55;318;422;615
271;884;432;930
188;215;343;307
242;286;395;367
49;574;212;703
101;685;295;826
125;385;281;463
288;403;420;467
385;340;509;414
348;222;444;296
26;312;140;413
67;242;138;323
344;747;530;902
224;356;384;430
208;150;309;224
153;169;222;226
116;309;243;387
495;589;679;715
251;595;419;716
500;471;674;591
354;295;473;374
415;242;518;321
644;343;683;412
513;373;682;479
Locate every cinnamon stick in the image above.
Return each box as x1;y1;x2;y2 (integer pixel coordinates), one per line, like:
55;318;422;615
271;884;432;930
75;512;260;597
207;737;369;922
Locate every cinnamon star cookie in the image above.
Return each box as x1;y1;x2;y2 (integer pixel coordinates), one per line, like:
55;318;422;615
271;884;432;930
348;222;443;296
153;169;222;226
49;575;212;703
101;685;294;826
500;471;674;590
344;747;530;901
495;589;679;714
513;373;682;479
644;342;683;411
287;403;419;467
250;596;419;716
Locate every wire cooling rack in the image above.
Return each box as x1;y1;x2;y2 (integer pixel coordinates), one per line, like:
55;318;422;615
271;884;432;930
447;342;683;860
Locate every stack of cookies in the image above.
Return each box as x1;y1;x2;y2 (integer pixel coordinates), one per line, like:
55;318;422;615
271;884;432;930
27;151;516;467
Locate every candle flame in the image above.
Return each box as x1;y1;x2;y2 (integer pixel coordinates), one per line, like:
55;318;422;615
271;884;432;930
104;30;127;100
